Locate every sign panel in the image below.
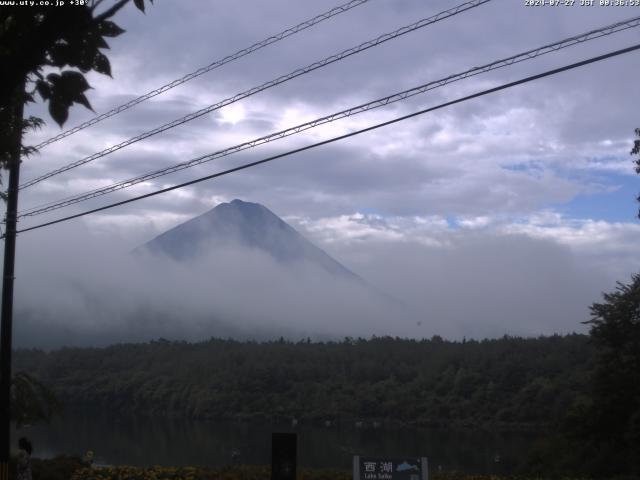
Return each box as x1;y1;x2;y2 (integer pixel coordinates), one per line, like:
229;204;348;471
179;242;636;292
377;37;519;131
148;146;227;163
353;457;428;480
271;433;297;480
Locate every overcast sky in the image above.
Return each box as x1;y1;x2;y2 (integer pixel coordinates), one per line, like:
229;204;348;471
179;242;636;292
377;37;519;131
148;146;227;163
7;0;640;344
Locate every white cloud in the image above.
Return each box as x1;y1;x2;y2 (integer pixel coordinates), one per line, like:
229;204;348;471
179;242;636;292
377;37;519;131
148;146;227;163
457;215;493;229
298;208;640;281
6;0;640;344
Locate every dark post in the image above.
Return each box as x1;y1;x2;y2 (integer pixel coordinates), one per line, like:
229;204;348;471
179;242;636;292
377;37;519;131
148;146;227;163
0;80;25;480
271;432;297;480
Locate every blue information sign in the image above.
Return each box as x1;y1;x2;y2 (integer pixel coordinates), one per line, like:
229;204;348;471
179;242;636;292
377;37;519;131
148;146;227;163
353;457;428;480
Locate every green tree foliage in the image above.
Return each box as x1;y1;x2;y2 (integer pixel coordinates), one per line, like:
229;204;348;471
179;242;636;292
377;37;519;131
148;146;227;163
13;335;593;430
582;274;640;476
540;276;640;477
1;0;152;424
0;0;152;175
10;372;59;428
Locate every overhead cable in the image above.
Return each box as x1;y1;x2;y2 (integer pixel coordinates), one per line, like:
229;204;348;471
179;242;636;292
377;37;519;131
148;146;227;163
20;0;491;190
12;42;640;236
18;14;640;218
33;0;373;150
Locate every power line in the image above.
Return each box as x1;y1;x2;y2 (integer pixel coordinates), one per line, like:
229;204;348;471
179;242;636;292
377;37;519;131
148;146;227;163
12;42;640;237
18;14;640;218
33;0;372;150
19;0;491;190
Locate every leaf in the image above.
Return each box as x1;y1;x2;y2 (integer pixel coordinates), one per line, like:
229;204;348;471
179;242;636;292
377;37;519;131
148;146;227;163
81;26;110;50
74;46;95;73
75;93;94;112
93;51;111;77
47;43;72;68
133;0;145;12
98;20;125;37
21;145;39;158
23;116;45;131
60;70;90;93
95;35;110;50
48;100;69;127
46;72;61;85
44;71;94;123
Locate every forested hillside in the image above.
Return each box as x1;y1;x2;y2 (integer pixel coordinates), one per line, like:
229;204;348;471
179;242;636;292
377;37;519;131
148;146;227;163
13;334;593;430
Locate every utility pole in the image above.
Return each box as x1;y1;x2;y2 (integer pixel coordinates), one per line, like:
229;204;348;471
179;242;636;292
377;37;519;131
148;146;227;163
0;79;25;480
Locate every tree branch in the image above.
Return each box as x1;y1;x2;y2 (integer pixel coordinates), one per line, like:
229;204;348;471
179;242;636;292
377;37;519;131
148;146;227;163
90;0;107;12
94;0;130;23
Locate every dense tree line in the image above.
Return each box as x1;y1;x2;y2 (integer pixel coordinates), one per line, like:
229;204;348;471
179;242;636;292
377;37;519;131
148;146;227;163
572;274;640;477
13;334;593;430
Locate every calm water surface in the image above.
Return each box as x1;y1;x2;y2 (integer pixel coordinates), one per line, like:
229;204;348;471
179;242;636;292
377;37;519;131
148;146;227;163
15;412;540;474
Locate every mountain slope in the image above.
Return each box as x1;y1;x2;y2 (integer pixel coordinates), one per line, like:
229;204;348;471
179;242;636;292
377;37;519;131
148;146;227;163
136;199;362;282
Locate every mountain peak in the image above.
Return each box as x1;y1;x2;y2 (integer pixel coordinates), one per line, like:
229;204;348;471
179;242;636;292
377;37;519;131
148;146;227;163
212;199;279;223
225;198;260;210
136;200;361;281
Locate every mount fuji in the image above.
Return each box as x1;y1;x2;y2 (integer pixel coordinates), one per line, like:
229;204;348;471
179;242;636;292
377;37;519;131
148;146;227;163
14;200;421;348
136;199;364;284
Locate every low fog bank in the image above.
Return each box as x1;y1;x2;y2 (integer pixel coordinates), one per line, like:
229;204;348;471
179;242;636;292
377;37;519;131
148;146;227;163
6;219;619;349
12;224;421;349
323;231;610;339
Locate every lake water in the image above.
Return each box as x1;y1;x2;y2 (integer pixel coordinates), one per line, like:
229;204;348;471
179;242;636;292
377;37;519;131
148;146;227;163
15;412;540;474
